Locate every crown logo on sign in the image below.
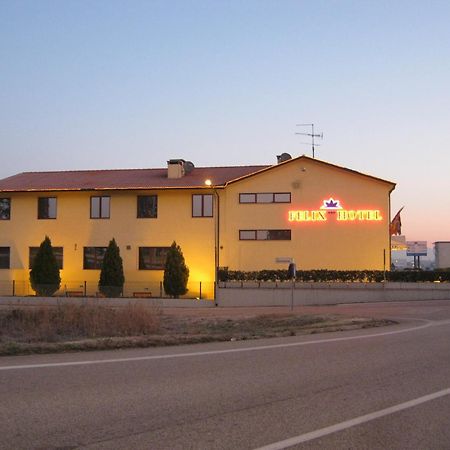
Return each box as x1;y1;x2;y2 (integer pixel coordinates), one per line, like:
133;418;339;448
320;198;342;210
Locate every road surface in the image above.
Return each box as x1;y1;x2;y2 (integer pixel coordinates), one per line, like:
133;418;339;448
1;301;450;449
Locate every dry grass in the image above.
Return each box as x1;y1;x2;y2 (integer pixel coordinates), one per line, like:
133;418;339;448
0;303;161;343
0;306;395;356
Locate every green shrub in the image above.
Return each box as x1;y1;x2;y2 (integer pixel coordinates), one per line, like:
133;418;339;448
29;236;61;296
163;241;189;298
218;269;450;283
99;238;125;297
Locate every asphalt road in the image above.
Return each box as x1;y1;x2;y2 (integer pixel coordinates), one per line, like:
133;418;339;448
1;301;450;450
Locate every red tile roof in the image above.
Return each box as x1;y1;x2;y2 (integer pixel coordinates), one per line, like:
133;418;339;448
0;155;395;192
0;165;269;192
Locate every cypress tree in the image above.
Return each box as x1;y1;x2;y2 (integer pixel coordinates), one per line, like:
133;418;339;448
29;236;61;296
163;241;189;298
99;238;125;297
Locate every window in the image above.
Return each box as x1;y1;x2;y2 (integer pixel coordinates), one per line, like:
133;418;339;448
0;247;10;269
239;193;291;204
274;193;291;203
239;230;256;240
139;247;170;270
83;247;107;269
38;197;57;219
0;198;10;220
239;229;291;240
192;194;213;217
29;247;63;269
239;193;256;203
90;196;110;219
137;195;157;218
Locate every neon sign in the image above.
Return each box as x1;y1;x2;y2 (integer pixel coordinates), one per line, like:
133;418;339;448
288;198;383;223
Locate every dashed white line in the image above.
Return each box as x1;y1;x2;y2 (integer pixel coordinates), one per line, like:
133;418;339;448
253;387;450;450
0;320;434;371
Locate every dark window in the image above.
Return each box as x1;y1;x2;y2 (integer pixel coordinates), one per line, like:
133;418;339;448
83;247;107;269
38;197;57;219
239;229;291;240
137;195;158;218
29;247;63;269
90;196;110;219
0;198;10;220
0;247;10;269
139;247;170;270
239;193;291;204
192;194;213;217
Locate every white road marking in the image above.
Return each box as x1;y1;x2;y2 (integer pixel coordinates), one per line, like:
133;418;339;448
253;387;450;450
0;320;435;371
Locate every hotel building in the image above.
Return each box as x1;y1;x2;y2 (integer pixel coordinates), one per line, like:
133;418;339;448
0;155;395;298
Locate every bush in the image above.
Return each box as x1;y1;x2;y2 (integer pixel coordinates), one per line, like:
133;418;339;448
99;238;125;297
163;241;189;298
218;269;450;283
29;236;61;296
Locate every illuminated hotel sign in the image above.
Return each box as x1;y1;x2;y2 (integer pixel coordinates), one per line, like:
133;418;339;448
288;198;383;223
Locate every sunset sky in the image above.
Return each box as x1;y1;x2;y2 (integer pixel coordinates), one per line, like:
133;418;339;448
1;1;449;245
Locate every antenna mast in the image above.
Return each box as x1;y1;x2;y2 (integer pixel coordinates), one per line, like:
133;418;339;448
295;123;323;158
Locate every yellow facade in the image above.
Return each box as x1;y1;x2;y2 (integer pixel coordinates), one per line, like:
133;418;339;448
0;156;394;298
218;158;393;271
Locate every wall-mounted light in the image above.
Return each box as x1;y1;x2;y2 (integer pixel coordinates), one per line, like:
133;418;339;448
204;179;212;186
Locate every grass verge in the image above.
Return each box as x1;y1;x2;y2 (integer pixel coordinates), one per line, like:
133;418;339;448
0;304;396;356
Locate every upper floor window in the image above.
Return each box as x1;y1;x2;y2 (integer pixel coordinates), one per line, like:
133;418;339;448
38;197;57;219
91;196;110;219
137;195;157;218
0;247;10;269
29;247;63;269
192;194;213;217
83;247;107;269
0;198;10;220
239;229;291;240
138;247;170;270
239;192;291;204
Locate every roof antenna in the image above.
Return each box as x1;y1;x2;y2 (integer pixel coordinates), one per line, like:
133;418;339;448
295;123;323;158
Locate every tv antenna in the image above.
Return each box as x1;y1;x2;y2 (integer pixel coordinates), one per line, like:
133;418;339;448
295;123;323;158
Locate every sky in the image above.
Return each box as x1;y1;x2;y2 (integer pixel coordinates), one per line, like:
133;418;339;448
1;0;449;245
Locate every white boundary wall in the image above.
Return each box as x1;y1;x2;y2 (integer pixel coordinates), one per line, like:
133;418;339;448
1;283;450;308
216;282;450;307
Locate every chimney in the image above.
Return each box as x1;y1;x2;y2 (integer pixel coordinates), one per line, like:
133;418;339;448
167;159;185;179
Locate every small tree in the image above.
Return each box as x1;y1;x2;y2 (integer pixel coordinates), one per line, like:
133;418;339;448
99;238;125;297
30;236;61;296
163;241;189;298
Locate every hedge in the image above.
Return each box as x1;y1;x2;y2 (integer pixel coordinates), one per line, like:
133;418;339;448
218;269;450;283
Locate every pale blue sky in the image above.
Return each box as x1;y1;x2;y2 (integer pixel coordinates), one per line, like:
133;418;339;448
1;0;449;243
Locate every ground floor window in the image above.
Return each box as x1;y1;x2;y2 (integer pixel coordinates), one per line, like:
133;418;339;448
0;247;10;269
239;229;291;240
29;247;63;269
83;247;107;269
139;247;170;270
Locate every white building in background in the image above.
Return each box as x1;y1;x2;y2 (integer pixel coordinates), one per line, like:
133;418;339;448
434;242;450;269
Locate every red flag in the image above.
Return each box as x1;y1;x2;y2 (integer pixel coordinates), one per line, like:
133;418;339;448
390;207;404;235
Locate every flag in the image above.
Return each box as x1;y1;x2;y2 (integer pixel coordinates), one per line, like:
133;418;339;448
390;207;404;235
